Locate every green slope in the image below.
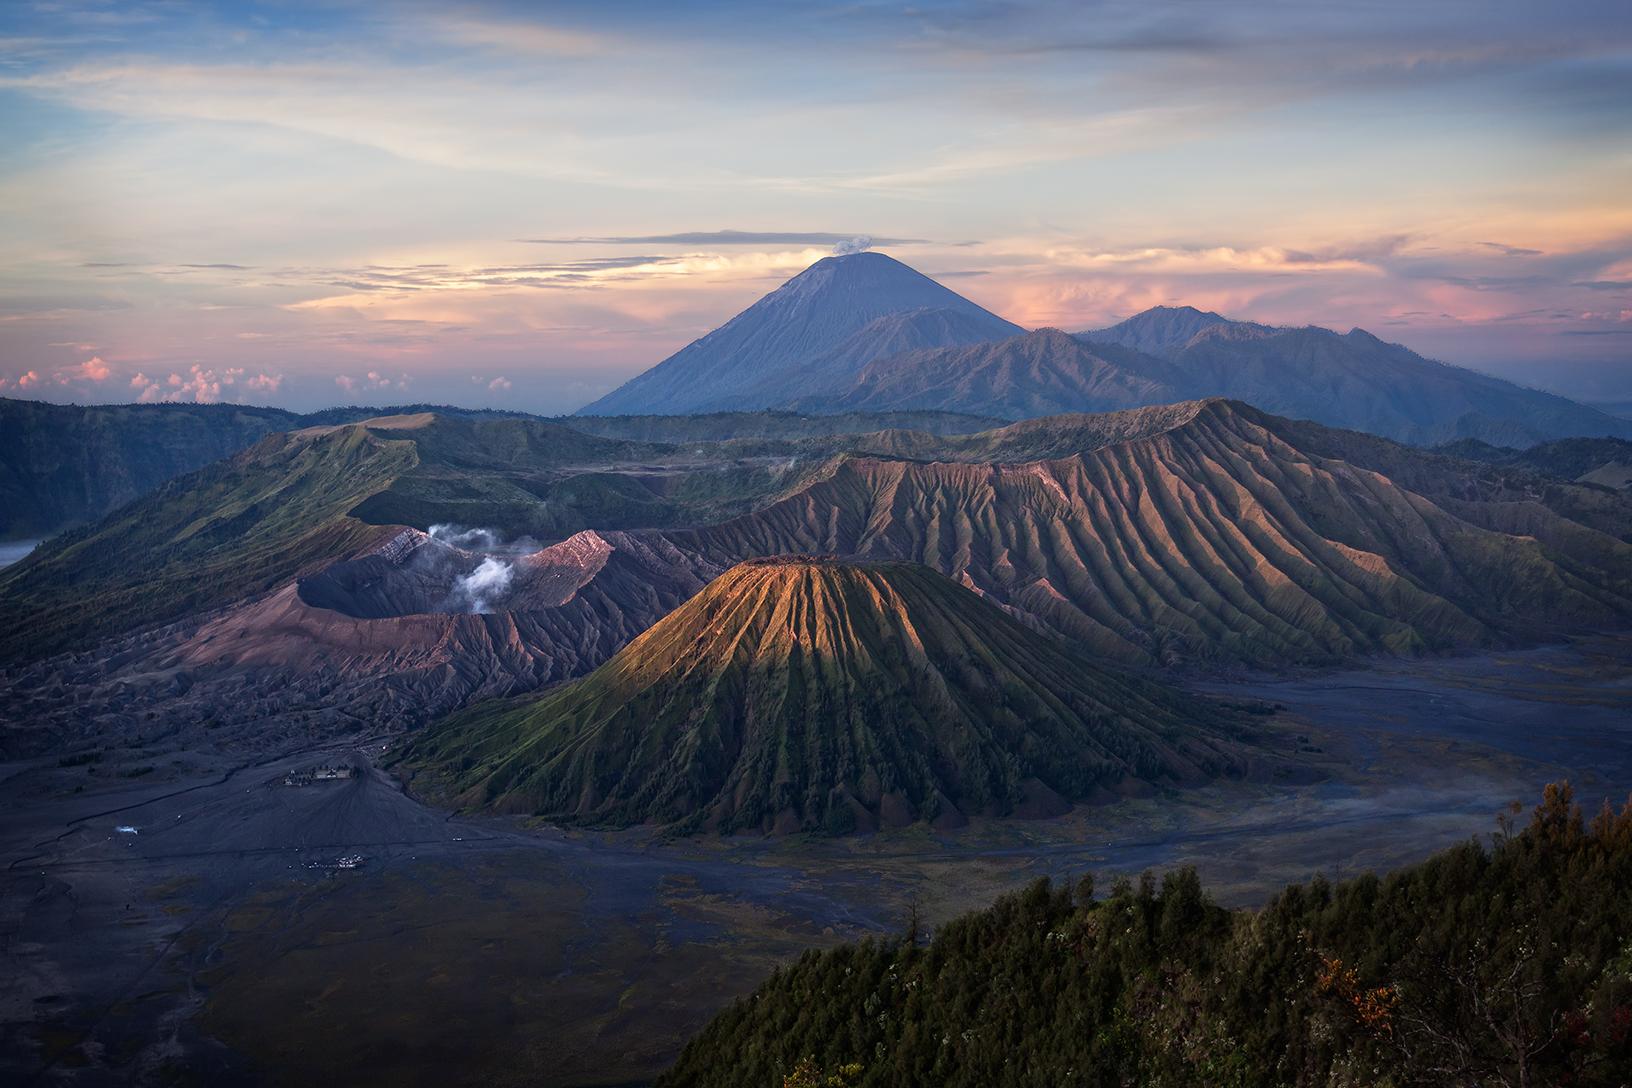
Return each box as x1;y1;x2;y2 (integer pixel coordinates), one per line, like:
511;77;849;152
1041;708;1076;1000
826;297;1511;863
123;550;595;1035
0;423;418;662
0;397;558;541
399;557;1253;834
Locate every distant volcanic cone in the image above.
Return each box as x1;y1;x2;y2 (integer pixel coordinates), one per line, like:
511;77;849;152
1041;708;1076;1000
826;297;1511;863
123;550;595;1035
400;557;1256;834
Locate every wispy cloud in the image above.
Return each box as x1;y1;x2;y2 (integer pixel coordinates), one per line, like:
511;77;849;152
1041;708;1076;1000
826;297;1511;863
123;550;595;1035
1479;241;1543;258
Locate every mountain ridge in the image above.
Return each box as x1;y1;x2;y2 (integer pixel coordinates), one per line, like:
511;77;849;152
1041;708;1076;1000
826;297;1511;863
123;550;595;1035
6;399;1630;764
572;252;1629;446
8;398;1630;675
666;398;1632;667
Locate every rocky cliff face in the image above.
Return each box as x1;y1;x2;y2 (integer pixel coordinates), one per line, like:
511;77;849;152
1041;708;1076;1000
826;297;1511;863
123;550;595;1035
0;398;301;539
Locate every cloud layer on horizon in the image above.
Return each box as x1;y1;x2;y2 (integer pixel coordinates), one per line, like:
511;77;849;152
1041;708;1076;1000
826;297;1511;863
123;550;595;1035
0;0;1627;412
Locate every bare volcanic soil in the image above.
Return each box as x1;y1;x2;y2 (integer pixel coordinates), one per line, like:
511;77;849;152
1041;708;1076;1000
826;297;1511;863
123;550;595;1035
4;636;1630;1088
669;399;1632;666
398;558;1265;834
0;528;720;760
4;399;1630;770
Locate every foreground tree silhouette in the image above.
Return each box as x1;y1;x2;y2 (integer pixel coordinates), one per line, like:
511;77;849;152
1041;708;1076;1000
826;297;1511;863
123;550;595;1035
663;782;1632;1087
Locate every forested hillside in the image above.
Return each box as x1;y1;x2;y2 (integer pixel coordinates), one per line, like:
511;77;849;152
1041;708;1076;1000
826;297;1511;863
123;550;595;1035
664;783;1632;1087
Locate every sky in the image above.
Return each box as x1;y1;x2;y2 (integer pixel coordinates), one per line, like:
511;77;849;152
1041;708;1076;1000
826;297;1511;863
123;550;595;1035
1;0;1629;414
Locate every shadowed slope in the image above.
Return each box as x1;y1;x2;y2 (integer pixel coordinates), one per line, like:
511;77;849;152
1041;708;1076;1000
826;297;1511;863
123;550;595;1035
0;398;559;542
578;252;1019;415
733;307;1026;408
668;400;1632;667
1079;311;1631;445
0;398;301;540
791;328;1176;419
1437;436;1632;491
402;558;1252;834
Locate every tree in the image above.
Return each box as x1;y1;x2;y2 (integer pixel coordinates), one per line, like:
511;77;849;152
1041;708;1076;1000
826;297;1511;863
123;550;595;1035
783;1056;864;1088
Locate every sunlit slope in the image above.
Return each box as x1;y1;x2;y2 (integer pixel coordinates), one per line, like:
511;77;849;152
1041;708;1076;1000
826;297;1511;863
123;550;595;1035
402;558;1252;834
669;400;1632;666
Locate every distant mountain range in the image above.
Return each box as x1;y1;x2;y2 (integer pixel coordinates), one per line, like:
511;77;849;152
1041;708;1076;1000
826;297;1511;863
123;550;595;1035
6;254;1624;545
4;252;1625;549
400;556;1253;834
581;254;1632;447
1077;306;1630;447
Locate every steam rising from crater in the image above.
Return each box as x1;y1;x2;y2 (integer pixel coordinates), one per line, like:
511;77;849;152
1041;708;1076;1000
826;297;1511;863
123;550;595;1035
428;524;502;551
424;524;540;614
447;555;515;614
832;235;873;255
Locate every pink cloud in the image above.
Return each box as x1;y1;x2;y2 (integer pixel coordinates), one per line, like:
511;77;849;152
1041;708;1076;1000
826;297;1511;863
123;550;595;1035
134;364;257;404
18;370;41;388
488;376;512;391
75;356;112;382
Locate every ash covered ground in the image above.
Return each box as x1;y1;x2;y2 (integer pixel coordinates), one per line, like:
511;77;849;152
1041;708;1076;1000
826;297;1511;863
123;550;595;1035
2;635;1629;1087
